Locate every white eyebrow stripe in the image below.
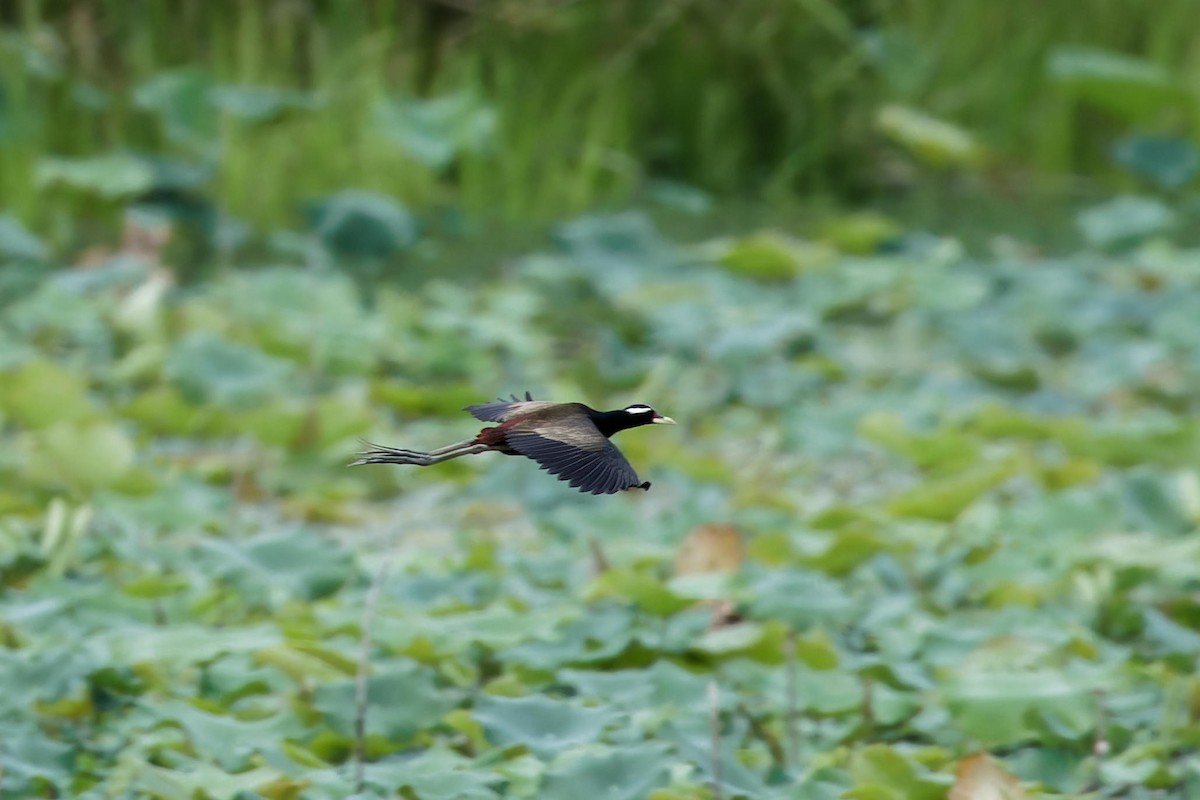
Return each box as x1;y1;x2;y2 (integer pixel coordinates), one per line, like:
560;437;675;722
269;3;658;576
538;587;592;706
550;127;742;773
626;406;653;413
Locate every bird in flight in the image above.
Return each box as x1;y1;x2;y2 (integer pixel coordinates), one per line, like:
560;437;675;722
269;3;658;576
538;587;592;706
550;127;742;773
352;393;675;495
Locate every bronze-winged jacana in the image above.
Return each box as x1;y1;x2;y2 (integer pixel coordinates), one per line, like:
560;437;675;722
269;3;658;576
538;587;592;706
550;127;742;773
351;393;675;495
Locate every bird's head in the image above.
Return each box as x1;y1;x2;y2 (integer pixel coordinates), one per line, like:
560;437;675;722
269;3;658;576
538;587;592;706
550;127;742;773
623;404;676;426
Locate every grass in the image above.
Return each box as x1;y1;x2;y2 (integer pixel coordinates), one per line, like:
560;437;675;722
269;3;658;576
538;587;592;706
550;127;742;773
1;0;1197;240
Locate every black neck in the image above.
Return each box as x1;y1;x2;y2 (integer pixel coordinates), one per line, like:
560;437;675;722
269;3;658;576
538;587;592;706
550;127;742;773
588;408;652;438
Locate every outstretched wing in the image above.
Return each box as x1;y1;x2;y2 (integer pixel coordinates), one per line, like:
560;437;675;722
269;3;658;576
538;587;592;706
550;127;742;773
465;392;557;422
504;428;647;495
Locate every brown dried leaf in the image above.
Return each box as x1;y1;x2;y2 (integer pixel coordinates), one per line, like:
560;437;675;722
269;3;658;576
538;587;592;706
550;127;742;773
120;212;173;264
674;522;745;576
949;753;1028;800
72;211;174;271
706;597;743;630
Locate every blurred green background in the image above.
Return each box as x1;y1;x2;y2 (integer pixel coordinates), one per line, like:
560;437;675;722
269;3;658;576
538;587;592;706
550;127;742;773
3;3;1200;799
4;0;1200;251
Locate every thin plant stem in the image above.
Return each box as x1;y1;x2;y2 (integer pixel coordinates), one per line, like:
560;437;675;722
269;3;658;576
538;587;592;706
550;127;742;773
354;550;395;793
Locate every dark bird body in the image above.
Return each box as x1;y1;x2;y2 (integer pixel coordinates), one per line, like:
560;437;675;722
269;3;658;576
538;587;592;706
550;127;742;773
352;393;675;494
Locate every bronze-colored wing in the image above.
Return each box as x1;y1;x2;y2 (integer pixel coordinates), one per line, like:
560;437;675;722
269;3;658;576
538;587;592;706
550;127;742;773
504;427;646;495
464;392;554;422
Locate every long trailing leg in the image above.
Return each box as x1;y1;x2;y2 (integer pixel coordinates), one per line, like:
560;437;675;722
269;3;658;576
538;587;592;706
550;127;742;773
380;439;484;457
349;440;489;467
351;438;475;458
